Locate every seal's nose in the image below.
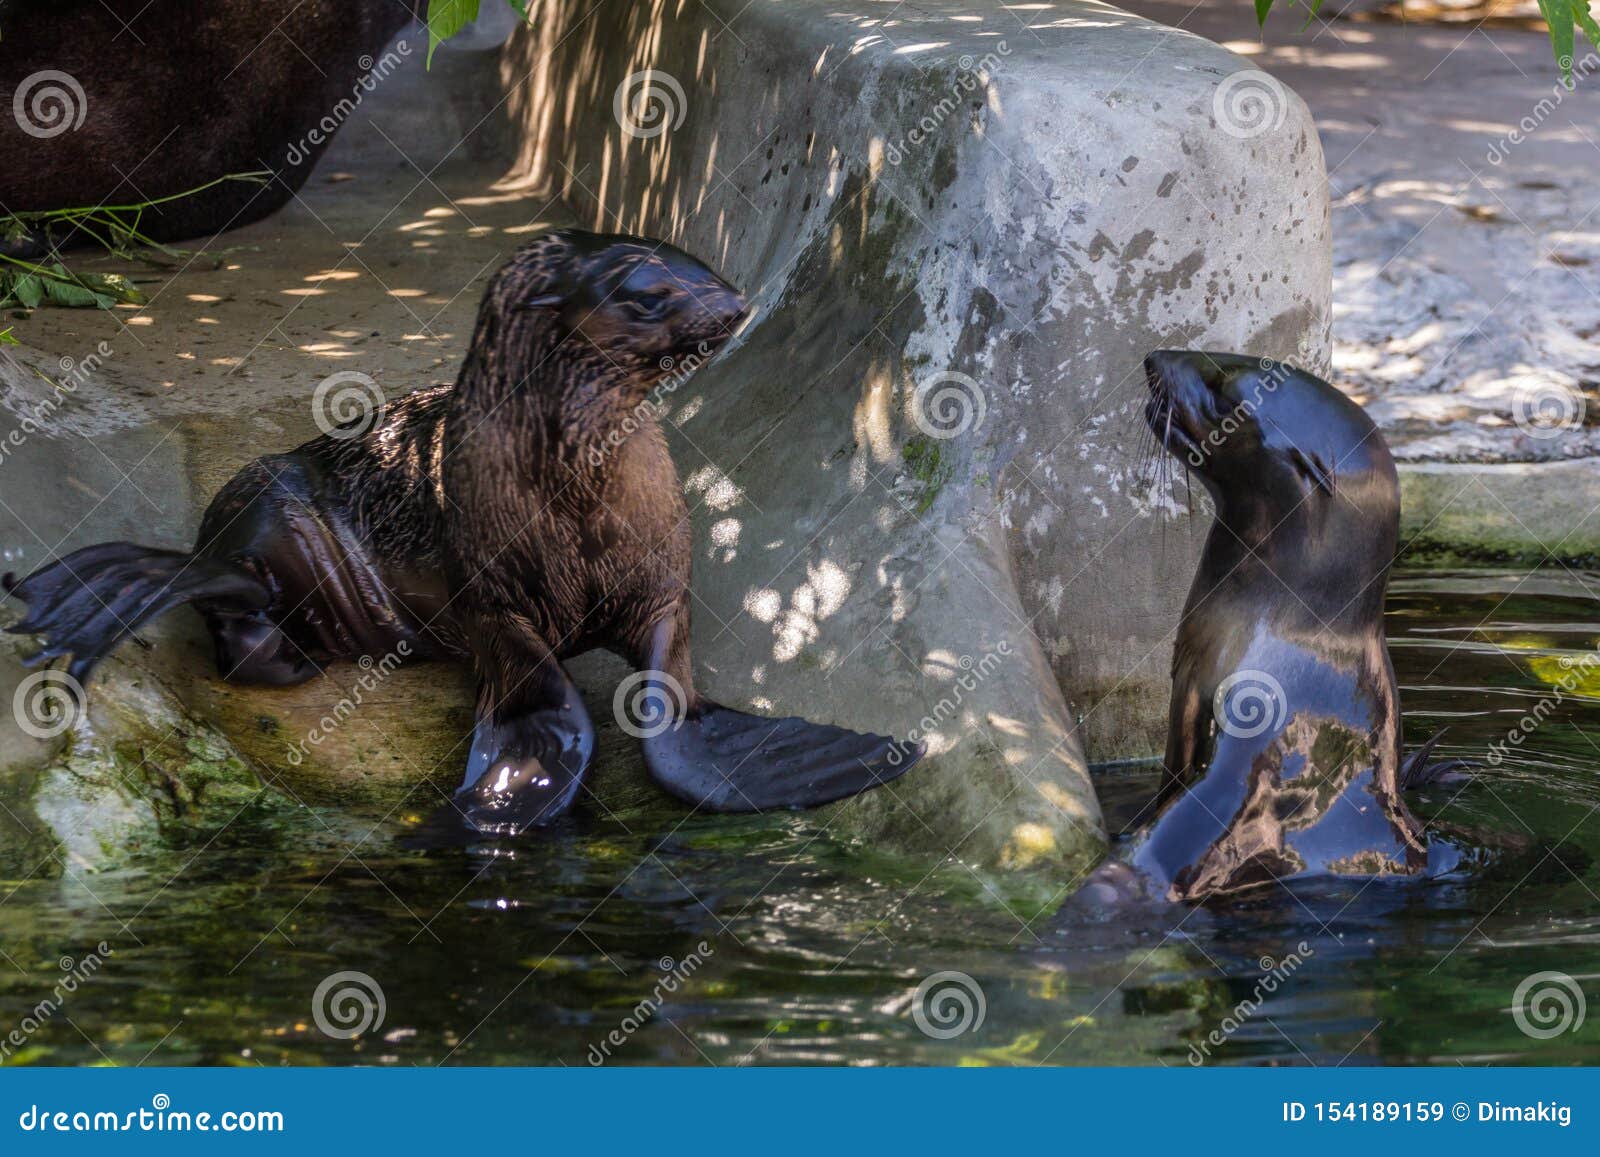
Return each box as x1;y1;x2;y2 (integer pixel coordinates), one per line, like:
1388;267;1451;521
718;283;749;327
1144;350;1181;393
698;281;749;339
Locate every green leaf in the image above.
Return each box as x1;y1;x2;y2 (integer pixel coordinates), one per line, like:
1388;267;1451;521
1536;0;1577;79
41;277;100;308
80;271;146;305
425;0;480;67
1575;0;1600;51
1255;0;1275;29
0;328;18;346
14;274;42;309
508;0;529;15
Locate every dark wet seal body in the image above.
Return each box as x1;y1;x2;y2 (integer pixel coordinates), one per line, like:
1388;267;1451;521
1081;350;1462;906
0;1;417;249
5;230;921;832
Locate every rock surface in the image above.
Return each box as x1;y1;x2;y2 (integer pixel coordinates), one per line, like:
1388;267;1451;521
0;1;1333;874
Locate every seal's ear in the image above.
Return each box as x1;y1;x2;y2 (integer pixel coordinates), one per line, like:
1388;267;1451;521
1289;447;1336;496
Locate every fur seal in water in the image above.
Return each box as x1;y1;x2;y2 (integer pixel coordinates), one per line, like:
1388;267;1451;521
3;229;922;832
1081;350;1463;905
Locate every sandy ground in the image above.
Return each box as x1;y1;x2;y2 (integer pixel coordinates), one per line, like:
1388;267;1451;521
1125;0;1600;464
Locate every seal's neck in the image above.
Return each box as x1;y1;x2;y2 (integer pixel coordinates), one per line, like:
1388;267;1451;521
1197;480;1396;637
452;311;657;466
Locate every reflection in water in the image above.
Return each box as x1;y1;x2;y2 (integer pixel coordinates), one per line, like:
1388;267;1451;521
1;568;1598;1065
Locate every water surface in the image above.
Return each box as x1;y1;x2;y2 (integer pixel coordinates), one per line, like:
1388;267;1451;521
2;568;1597;1065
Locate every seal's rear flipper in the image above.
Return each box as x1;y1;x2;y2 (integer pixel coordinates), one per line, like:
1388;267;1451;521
1400;728;1478;790
4;542;270;685
641;701;922;813
450;648;595;836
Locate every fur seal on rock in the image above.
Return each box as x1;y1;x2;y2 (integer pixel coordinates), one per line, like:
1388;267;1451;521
4;230;921;832
1080;350;1462;905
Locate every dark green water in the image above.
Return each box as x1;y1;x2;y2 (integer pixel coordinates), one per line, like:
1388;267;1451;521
2;568;1598;1066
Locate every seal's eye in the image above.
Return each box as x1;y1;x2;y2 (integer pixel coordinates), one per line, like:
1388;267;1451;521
626;287;675;318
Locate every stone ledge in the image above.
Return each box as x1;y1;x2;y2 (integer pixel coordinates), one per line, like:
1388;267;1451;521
1400;460;1600;562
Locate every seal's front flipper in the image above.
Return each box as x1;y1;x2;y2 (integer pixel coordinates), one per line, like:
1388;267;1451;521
641;700;922;813
1400;728;1478;790
452;629;595;835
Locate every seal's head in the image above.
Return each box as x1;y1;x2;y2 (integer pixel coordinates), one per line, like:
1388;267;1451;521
1143;350;1397;550
487;229;748;390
